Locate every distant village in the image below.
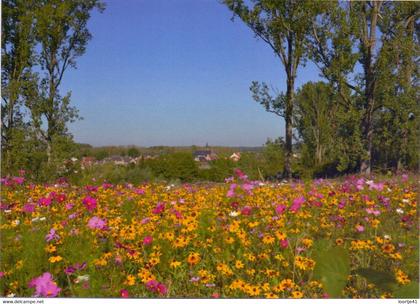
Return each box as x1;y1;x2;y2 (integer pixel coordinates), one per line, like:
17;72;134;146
74;149;242;170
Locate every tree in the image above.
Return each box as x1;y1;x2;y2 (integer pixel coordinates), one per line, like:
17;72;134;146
224;0;320;179
294;82;336;166
309;1;419;174
1;0;37;172
374;2;419;171
127;147;140;158
28;0;104;163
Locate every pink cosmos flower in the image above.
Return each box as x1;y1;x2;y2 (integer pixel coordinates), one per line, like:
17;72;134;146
141;217;151;225
23;203;36;213
226;184;237;198
135;188;145;195
28;272;61;297
275;204;287;215
241;206;252;216
12;176;25;185
290;196;305;212
120;289;129;298
143;236;153;245
368;182;384;191
234;168;248;180
87;216;107;230
82;196;97;212
280;239;289;248
45;229;60;242
355;224;365;232
38;197;52;207
242;183;254;193
212;293;220;298
145;280;167;295
152;202;165;215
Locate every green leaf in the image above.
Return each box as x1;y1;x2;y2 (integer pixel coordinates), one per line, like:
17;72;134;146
354;268;396;291
313;246;350;298
394;283;419;299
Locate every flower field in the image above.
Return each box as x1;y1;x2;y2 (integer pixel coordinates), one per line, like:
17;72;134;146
0;171;418;298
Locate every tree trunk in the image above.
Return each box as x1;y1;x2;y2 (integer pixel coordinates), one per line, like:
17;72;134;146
284;77;294;179
359;1;381;175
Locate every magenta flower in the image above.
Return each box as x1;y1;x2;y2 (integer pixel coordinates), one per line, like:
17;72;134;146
145;280;167;295
87;216;107;230
242;183;254;193
152;202;165;215
38;197;52;207
23;203;36;213
275;204;287;215
290;196;305;212
141;217;151;225
241;206;252;216
83;196;97;212
234;168;248;180
45;229;60;242
226;184;237;198
120;289;129;298
12;176;25;185
355;224;365;232
143;235;153;246
280;239;289;249
28;272;61;297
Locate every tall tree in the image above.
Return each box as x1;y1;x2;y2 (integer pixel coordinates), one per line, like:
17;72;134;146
309;0;418;174
1;0;37;171
28;0;104;163
224;0;320;179
294;82;336;167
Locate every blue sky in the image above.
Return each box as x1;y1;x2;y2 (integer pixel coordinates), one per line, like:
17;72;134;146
62;0;321;147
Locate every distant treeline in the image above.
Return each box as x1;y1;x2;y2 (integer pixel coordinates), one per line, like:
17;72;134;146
75;144;263;160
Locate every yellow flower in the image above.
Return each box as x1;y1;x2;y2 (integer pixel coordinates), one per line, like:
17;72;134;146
262;234;275;245
395;270;410;285
45;244;57;253
48;256;63;263
245;285;260;296
170;260;181;268
235;260;244;269
125;274;136;286
187;252;200;266
265;292;278;298
290;291;304;298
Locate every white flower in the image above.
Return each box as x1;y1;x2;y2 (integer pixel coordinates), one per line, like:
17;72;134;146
31;217;40;222
258;182;265;186
75;275;90;283
229;211;239;217
13;219;20;226
40;217;46;221
6;293;15;297
402;199;409;203
4;210;11;213
396;208;404;214
384;235;391;240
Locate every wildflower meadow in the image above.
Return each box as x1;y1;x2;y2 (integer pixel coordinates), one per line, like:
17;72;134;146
0;171;418;298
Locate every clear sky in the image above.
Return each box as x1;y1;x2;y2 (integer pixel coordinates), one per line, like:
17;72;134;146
62;0;321;147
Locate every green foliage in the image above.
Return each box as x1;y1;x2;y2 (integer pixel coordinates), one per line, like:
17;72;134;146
146;152;199;182
313;246;350;298
355;268;396;291
394;283;419;299
355;268;419;298
127;147;140;158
